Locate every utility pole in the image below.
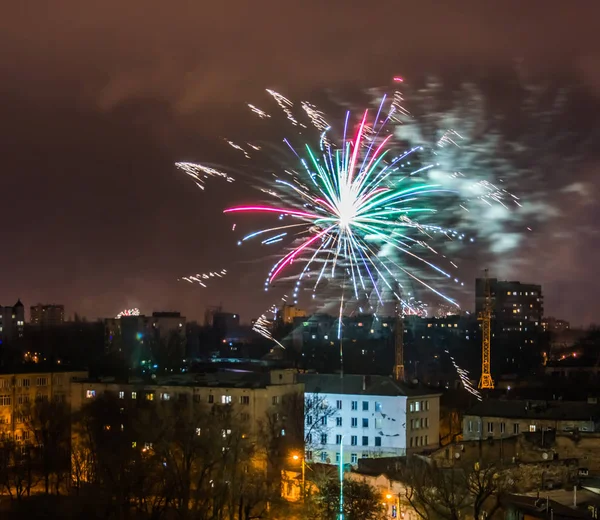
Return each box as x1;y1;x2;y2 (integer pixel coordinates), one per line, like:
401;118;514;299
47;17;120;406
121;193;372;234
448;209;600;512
478;269;494;389
394;284;405;381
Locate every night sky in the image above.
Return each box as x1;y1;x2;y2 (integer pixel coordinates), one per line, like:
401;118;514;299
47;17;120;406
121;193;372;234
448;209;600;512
1;2;599;326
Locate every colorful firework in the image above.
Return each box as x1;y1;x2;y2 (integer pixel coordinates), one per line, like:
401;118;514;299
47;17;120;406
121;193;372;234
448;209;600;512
115;308;140;319
179;269;227;287
224;96;468;313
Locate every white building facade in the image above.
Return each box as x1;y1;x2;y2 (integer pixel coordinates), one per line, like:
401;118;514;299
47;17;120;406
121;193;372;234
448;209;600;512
300;374;440;467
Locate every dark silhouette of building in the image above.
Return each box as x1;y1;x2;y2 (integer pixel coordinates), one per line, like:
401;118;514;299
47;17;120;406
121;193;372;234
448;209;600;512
475;278;544;375
0;299;24;345
30;303;65;327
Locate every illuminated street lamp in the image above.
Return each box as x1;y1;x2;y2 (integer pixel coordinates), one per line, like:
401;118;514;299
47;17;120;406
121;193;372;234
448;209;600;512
291;453;305;500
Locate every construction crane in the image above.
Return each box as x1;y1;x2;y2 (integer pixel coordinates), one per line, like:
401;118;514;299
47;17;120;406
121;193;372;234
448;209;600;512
393;286;405;381
478;269;494;389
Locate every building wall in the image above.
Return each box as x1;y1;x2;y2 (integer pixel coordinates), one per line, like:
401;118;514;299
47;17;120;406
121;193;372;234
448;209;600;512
30;304;65;327
0;303;25;344
463;414;596;441
0;370;87;441
406;395;441;452
71;370;302;441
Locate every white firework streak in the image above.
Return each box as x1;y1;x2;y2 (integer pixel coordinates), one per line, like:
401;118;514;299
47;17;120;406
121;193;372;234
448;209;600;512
247;104;271;119
225;139;251;159
179;269;228;287
445;350;482;401
175;162;235;190
266;89;306;128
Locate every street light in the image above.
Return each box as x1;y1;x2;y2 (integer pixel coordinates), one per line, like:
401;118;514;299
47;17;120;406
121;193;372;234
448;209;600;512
291;453;305;500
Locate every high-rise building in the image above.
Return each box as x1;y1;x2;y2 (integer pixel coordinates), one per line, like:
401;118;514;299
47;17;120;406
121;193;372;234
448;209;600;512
475;278;544;375
0;300;25;345
30;304;65;327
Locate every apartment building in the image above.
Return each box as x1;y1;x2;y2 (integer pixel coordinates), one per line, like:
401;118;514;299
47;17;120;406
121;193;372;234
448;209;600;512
71;369;303;440
0;368;87;441
299;373;441;466
463;399;600;441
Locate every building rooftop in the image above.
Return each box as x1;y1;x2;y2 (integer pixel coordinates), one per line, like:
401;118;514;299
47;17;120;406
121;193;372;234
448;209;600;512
80;369;298;390
299;373;441;398
465;399;600;421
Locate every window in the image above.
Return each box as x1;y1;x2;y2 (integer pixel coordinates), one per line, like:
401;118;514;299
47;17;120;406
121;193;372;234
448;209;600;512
321;416;327;426
0;380;9;390
487;422;494;434
336;434;342;445
119;391;124;399
362;436;369;446
146;393;154;401
320;434;327;445
336;400;342;410
529;425;536;432
351;453;358;464
336;417;342;427
415;401;420;412
410;437;413;447
351;435;358;446
240;412;250;421
222;395;232;404
513;423;520;434
424;435;428;445
17;395;29;405
409;402;414;412
37;393;48;402
55;376;63;386
362;418;369;428
421;418;425;428
131;392;137;400
320;452;328;462
375;436;382;447
221;429;232;438
208;395;214;404
362;401;369;411
160;393;170;401
375;418;382;429
307;434;313;444
351;401;358;411
0;396;10;406
306;415;313;426
22;431;30;441
86;390;96;399
240;395;250;405
500;422;506;434
351;418;358;428
54;394;65;403
36;377;48;387
375;402;382;412
468;420;473;433
425;401;430;411
272;396;279;405
306;451;313;461
20;378;30;388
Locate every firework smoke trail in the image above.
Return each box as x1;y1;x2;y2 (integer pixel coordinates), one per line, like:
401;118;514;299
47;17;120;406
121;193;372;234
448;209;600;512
115;308;140;319
179;269;227;287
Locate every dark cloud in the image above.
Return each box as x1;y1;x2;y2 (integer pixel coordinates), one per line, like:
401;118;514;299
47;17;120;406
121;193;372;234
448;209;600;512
0;1;599;324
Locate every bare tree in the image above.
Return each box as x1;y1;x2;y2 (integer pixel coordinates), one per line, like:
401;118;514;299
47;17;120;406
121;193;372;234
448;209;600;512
23;398;71;495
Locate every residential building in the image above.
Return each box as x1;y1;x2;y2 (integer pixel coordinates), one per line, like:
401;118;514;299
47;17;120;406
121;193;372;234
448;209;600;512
300;373;441;466
104;311;186;367
71;369;302;441
0;368;87;441
279;304;306;325
463;399;600;441
475;278;544;374
30;304;65;327
0;299;25;345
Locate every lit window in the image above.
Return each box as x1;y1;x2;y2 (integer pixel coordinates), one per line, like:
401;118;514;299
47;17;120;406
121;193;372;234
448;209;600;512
375;402;382;412
119;391;124;399
415;402;420;412
529;425;536;432
161;393;170;401
131;392;137;399
146;393;154;401
86;390;96;399
222;395;232;404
